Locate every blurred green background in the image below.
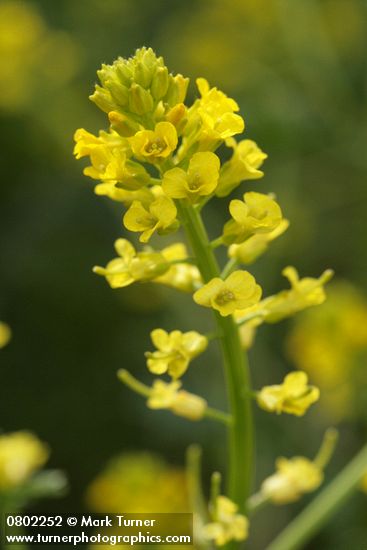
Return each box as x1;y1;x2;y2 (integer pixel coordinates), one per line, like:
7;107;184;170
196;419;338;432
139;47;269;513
1;0;367;548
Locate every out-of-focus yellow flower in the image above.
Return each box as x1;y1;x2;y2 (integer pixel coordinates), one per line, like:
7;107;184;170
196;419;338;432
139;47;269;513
228;219;289;264
162;152;220;203
146;329;208;378
257;371;319;416
261;456;323;505
194;271;261;317
123;196;178;243
216;138;267;197
203;496;248;546
0;1;78;111
155;243;202;293
286;282;367;420
86;452;189;514
147;380;207;421
259;267;334;323
0;432;49;490
223;192;283;244
93;238;171;288
130;122;178;162
0;322;11;349
73;128;149;190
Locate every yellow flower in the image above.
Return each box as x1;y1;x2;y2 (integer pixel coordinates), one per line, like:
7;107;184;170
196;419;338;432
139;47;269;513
261;456;323;505
86;451;189;514
257;371;320;416
216;138;268;197
193;270;262;317
74;128;149;190
155;243;202;293
130;121;178;162
228;220;289;265
74;128;124;159
0;322;11;349
123;196;178;243
0;431;49;490
162;152;220;203
203;496;249;546
223;192;283;244
286;282;367;421
195;78;245;145
93;238;170;289
147;380;207;421
145;328;208;378
259;267;334;323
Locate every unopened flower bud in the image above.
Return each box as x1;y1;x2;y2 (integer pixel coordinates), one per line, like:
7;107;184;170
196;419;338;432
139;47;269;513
108;111;139;137
151;66;169;100
135;60;154;89
89;86;115;113
165;103;186;127
171;391;207;421
105;79;129;107
129;83;154;115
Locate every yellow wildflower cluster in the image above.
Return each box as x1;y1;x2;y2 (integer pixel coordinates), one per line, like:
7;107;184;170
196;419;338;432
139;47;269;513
75;48;334;546
0;431;49;490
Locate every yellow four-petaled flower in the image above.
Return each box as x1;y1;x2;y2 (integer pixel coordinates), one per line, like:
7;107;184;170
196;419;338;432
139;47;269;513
162;152;220;203
123;196;178;243
193;270;262;317
257;371;320;416
146;329;208;378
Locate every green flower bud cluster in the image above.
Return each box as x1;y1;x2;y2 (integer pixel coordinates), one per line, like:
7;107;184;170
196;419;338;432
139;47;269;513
89;47;189;133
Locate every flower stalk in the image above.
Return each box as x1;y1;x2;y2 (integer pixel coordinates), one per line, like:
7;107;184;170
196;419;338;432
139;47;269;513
177;202;254;514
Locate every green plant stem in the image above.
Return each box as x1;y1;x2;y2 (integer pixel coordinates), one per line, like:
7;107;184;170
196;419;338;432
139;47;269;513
205;407;232;425
177;202;254;518
221;257;238;279
266;443;367;550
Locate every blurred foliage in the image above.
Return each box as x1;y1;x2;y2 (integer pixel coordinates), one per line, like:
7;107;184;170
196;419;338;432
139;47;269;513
1;0;367;548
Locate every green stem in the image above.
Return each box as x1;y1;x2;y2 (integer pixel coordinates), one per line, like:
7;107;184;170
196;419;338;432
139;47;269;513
177;202;254;518
117;369;151;397
210;471;222;516
205;407;232;425
210;236;224;250
221;257;238;279
266;443;367;550
247;491;270;515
